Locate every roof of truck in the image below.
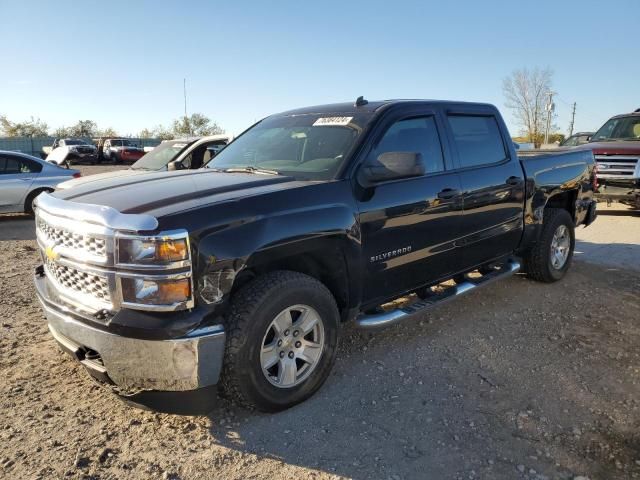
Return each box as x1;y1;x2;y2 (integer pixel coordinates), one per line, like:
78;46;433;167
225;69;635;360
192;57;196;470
277;98;496;117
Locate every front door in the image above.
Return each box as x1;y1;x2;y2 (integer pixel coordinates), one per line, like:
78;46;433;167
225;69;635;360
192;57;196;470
0;154;36;210
356;111;465;306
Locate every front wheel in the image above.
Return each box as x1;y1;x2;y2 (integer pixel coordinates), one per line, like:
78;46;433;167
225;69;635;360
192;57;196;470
525;208;575;282
221;271;340;411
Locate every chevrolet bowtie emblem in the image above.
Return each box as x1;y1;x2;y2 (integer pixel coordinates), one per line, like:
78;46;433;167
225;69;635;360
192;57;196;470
45;245;59;261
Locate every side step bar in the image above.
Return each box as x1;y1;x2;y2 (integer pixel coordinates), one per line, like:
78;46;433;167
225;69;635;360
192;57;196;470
355;260;521;330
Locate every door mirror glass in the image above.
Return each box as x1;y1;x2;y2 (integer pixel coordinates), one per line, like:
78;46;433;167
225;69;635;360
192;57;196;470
167;160;183;171
358;152;425;186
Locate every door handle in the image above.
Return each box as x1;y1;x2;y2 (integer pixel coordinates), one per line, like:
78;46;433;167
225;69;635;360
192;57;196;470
437;188;460;200
506;176;522;186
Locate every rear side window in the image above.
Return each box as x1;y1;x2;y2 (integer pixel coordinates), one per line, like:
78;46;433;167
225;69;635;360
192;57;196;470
373;116;445;174
447;115;506;168
19;158;43;173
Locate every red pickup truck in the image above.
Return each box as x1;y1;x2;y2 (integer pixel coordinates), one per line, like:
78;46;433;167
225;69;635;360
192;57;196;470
577;108;640;209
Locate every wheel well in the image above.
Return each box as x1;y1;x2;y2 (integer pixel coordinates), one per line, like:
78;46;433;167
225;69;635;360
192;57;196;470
233;247;350;317
545;191;577;220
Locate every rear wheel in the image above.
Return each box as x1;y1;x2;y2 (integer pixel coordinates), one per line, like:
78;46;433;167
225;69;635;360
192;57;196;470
525;208;575;282
221;271;340;411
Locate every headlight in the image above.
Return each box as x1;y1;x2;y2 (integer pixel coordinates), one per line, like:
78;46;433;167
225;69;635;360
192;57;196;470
118;234;189;265
121;277;191;306
116;230;194;310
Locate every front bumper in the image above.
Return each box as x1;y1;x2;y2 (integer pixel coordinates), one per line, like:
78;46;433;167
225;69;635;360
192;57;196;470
35;271;226;399
595;180;640;207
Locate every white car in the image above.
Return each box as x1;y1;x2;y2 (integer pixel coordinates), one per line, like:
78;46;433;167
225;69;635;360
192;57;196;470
0;151;80;214
57;134;233;190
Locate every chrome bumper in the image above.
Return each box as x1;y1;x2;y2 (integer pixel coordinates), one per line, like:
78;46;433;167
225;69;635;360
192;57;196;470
36;275;225;394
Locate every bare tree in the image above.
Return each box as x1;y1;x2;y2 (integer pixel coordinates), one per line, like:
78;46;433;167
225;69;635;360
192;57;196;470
503;67;553;147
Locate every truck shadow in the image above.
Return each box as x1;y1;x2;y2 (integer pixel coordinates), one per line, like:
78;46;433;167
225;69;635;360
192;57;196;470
201;266;640;479
0;214;36;241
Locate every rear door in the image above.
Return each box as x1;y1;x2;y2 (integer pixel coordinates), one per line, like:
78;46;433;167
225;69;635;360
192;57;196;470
443;108;525;268
0;154;39;210
356;107;465;306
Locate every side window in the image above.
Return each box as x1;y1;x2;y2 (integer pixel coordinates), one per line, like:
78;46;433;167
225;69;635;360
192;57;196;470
373;116;445;174
447;115;507;168
18;158;43;173
0;156;6;174
4;158;21;174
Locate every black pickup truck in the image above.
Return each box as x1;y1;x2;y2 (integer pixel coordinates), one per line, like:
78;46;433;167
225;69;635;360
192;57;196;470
33;99;597;413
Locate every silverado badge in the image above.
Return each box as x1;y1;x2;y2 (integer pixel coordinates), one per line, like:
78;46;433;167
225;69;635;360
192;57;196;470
370;246;412;263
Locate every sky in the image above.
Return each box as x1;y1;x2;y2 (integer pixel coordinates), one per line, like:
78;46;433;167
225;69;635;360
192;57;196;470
1;0;638;137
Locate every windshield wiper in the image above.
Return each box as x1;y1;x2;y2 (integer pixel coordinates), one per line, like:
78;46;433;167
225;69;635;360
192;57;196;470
223;166;280;175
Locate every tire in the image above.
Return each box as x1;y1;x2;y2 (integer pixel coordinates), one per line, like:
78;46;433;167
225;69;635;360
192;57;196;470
24;188;52;215
221;271;340;412
525;208;575;283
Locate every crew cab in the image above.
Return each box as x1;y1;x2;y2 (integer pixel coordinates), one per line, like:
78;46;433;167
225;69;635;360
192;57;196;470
576;108;640;209
33;99;596;414
56;134;233;191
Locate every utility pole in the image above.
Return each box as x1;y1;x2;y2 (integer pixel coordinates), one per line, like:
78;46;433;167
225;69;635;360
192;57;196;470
543;91;555;145
183;78;191;135
568;102;577;137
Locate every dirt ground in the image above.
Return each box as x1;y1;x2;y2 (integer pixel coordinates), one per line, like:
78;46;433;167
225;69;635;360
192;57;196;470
0;165;638;480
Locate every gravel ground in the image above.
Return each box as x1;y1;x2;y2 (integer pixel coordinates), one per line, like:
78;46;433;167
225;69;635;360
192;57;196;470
0;166;639;480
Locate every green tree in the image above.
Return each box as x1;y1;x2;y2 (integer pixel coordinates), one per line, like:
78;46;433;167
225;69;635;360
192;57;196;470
152;125;175;140
0;115;49;137
172;113;224;137
68;120;98;138
139;128;154;138
96;127;118;138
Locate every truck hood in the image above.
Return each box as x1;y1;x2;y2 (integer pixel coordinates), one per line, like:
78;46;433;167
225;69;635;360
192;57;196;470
56;169;145;190
575;141;640;155
53;169;303;217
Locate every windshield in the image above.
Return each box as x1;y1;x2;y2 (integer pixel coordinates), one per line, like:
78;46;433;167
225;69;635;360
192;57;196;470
64;139;87;145
591;116;640;142
131;140;192;170
206;113;370;180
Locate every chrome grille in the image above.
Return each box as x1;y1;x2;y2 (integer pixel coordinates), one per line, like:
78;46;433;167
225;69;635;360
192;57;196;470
595;155;639;178
37;218;107;259
44;258;111;302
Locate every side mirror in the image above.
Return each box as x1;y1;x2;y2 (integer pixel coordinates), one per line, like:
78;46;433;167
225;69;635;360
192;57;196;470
357;152;425;186
513;142;521;150
167;160;183;171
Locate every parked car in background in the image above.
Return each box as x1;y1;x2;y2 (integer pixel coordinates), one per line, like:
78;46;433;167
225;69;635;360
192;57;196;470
576;108;640;209
560;132;593;147
95;138;145;163
56;134;233;190
43;138;97;166
33;99;596;413
0;151;80;214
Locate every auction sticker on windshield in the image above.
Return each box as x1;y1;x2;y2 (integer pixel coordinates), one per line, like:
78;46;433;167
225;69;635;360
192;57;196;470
313;116;353;127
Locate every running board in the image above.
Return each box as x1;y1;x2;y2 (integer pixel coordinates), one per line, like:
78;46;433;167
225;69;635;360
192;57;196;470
355;260;521;330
